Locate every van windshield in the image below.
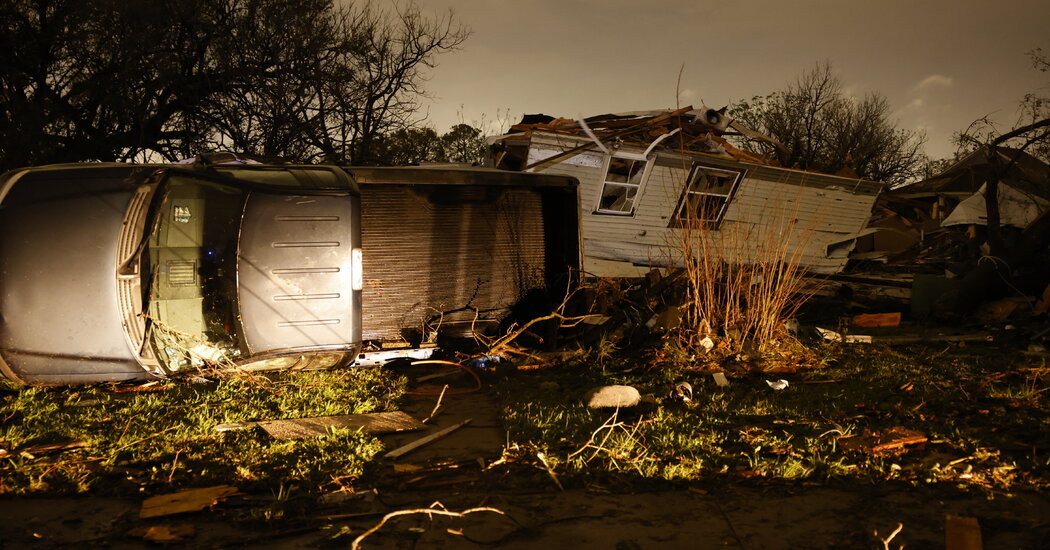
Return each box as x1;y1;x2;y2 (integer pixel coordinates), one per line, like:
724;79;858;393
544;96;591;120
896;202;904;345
145;175;250;372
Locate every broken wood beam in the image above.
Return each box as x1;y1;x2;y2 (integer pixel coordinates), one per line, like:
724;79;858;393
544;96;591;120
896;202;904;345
383;418;472;460
524;106;694;170
214;411;425;439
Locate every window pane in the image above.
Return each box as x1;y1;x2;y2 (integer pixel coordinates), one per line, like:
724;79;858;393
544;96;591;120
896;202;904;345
679;194;727;222
702;173;736;195
673;164;742;227
606;157;646;184
599;183;637;213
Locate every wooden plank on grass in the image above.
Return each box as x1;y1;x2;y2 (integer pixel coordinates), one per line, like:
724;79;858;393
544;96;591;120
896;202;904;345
946;515;983;550
384;418;472;459
256;411;425;440
140;485;240;518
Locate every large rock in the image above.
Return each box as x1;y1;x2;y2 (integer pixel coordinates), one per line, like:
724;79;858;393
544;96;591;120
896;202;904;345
584;385;642;409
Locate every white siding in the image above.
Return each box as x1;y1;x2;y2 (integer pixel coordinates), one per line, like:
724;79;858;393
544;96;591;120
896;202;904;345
525;137;881;276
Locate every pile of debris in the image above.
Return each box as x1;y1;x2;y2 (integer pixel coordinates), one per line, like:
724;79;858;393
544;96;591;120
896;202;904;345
491;106;779;171
848;145;1050;325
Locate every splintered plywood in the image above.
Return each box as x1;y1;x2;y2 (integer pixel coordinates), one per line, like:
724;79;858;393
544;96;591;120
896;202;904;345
256;411;425;440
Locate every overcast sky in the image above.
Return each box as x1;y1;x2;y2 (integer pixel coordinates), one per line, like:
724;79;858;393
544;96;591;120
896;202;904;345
412;0;1049;160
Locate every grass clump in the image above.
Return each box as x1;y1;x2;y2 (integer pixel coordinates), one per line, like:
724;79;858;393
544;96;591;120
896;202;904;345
0;367;404;495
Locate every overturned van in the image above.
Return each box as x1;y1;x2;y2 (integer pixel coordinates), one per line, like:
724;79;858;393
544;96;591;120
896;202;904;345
0;162;363;385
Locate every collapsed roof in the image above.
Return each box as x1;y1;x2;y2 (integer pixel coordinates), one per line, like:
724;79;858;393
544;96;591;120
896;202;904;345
895;145;1050;201
494;105;784;170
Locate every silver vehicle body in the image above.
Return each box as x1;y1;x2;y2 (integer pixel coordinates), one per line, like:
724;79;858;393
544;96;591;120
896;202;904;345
0;163;363;385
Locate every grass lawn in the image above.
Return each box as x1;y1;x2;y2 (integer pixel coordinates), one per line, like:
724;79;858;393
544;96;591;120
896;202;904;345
497;342;1050;494
0;367;404;495
1;341;1047;500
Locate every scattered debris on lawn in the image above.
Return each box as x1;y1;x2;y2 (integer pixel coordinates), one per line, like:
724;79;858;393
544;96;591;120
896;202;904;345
765;379;789;391
421;385;449;424
816;326;995;345
839;427;928;455
383;419;473;460
668;381;693;402
258;412;423;439
139;485;240;518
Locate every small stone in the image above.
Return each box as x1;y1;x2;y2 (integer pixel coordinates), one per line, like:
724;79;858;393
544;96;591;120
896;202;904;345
584;385;642;409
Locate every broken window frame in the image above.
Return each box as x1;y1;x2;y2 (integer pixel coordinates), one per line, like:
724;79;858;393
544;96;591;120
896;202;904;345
671;163;744;228
595;152;652;216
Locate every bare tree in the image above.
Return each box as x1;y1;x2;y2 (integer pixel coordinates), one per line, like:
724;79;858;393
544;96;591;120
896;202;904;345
953;48;1050;163
0;0;468;170
730;62;927;185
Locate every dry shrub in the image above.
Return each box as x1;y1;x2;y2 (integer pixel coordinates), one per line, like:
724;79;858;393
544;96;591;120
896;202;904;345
670;172;818;354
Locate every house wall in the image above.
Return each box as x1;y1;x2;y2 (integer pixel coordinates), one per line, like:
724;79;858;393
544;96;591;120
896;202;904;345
525;134;883;276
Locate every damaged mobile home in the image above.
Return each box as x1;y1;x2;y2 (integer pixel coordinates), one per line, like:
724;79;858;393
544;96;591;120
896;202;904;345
490;106;885;277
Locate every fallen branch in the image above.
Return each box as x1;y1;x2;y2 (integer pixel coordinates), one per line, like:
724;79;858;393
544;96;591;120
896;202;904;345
874;522;904;550
406;360;481;396
487;311;596;357
535;451;564;492
422;385;449;424
350;501;505;550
